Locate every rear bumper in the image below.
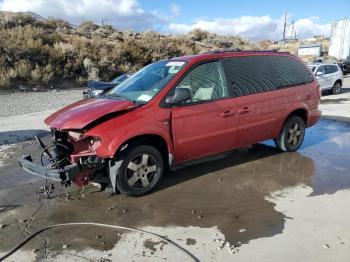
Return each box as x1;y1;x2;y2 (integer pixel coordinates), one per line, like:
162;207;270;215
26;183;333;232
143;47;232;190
307;108;321;127
19;155;80;182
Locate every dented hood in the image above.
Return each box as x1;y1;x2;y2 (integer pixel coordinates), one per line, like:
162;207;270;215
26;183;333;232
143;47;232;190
45;98;137;130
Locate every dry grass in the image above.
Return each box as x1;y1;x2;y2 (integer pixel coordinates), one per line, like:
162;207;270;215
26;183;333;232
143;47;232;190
0;13;329;90
0;14;255;89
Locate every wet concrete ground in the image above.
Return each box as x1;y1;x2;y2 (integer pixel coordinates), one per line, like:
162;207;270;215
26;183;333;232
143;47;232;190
0;118;350;261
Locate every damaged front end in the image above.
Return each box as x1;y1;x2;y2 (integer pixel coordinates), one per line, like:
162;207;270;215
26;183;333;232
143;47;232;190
19;129;111;190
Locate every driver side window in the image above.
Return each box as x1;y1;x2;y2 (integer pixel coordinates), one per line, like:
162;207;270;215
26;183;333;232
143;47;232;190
176;61;228;104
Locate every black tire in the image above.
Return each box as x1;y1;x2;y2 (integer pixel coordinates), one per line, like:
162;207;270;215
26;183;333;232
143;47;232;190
274;115;305;152
332;81;341;95
115;145;164;196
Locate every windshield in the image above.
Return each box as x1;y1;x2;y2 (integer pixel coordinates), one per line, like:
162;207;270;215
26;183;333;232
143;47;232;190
308;66;316;72
111;74;130;84
106;60;187;104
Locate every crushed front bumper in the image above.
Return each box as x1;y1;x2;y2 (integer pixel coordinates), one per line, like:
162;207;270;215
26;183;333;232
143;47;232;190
19;155;80;182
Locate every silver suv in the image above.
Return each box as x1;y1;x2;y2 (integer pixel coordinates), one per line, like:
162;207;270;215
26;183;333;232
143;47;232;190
308;63;343;94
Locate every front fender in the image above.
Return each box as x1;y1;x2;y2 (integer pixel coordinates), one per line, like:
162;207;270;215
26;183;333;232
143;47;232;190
84;107;173;158
98;129;174;158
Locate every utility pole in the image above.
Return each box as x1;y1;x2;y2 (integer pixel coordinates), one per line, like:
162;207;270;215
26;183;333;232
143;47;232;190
282;11;287;42
290;19;294;39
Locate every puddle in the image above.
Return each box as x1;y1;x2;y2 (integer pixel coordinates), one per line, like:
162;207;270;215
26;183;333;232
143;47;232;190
0;119;350;259
299;119;350;195
264;119;350;196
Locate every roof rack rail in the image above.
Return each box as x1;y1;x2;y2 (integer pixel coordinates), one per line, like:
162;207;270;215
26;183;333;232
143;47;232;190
203;49;289;54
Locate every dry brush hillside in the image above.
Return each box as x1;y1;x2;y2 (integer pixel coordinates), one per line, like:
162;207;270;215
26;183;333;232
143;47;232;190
0;12;329;90
0;13;259;90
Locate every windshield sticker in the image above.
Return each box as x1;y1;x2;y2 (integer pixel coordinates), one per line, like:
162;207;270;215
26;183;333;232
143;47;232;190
168;66;182;74
137;94;152;101
166;61;186;67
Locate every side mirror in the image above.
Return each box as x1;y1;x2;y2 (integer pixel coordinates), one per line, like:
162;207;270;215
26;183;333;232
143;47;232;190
316;71;324;76
166;87;192;105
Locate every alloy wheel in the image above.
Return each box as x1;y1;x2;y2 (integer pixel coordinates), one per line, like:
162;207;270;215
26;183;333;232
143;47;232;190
125;153;158;189
335;83;341;94
287;122;303;146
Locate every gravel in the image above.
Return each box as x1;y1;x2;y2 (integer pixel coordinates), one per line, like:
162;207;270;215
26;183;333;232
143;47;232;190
0;89;84;117
1;76;348;118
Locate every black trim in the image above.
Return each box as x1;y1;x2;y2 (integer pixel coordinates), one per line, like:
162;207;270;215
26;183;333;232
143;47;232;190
204;49;289;54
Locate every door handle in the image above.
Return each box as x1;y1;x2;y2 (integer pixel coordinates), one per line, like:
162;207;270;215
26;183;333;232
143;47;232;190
220;110;235;118
238;106;252;114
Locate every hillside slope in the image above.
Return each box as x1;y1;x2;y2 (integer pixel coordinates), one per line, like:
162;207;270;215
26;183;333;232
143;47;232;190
0;13;258;90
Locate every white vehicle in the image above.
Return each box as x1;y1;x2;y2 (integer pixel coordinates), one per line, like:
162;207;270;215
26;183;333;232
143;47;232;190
308;63;343;94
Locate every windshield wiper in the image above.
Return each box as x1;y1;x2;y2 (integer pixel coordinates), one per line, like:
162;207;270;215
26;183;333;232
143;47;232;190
103;93;127;100
103;93;138;104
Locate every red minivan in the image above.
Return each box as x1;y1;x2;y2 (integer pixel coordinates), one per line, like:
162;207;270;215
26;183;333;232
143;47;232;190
20;51;321;196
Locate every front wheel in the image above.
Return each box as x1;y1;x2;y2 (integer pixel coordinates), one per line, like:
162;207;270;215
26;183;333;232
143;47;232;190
332;82;341;95
274;116;305;152
116;145;164;196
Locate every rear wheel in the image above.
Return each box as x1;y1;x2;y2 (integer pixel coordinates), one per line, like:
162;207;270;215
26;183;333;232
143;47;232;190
115;145;164;196
275;115;305;152
332;81;341;95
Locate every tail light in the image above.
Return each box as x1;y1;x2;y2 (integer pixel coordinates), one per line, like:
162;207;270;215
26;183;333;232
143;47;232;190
317;85;322;98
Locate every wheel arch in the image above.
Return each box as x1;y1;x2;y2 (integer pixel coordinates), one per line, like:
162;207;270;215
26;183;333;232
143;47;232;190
279;106;309;135
287;108;308;124
334;79;342;86
115;134;171;168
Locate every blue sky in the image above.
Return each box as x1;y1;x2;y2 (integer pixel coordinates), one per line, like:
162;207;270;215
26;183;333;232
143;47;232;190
1;0;349;41
141;0;349;24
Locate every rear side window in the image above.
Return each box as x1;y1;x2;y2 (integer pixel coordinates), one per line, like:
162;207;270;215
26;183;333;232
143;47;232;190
325;65;338;74
221;56;313;97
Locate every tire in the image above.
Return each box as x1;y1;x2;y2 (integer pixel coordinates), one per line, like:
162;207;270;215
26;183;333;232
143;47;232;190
115;145;164;197
332;81;341;95
274;115;305;152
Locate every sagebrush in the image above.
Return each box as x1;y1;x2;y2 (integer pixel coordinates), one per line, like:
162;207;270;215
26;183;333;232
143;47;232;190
0;13;258;89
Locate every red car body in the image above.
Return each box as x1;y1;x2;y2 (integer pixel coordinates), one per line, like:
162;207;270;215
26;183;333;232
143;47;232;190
20;51;321;195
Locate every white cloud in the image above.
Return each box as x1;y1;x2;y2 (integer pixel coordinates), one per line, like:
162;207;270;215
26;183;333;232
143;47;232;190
0;0;162;30
169;15;331;41
294;18;331;39
0;1;332;40
170;4;180;18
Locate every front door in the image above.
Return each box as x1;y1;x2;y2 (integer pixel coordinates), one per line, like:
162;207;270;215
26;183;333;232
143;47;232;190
170;60;238;162
316;65;330;89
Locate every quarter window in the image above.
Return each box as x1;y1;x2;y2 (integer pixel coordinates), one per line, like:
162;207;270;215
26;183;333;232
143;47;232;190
175;61;228;104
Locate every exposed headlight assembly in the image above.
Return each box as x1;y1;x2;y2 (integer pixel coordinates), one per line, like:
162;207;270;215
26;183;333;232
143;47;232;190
68;131;83;140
